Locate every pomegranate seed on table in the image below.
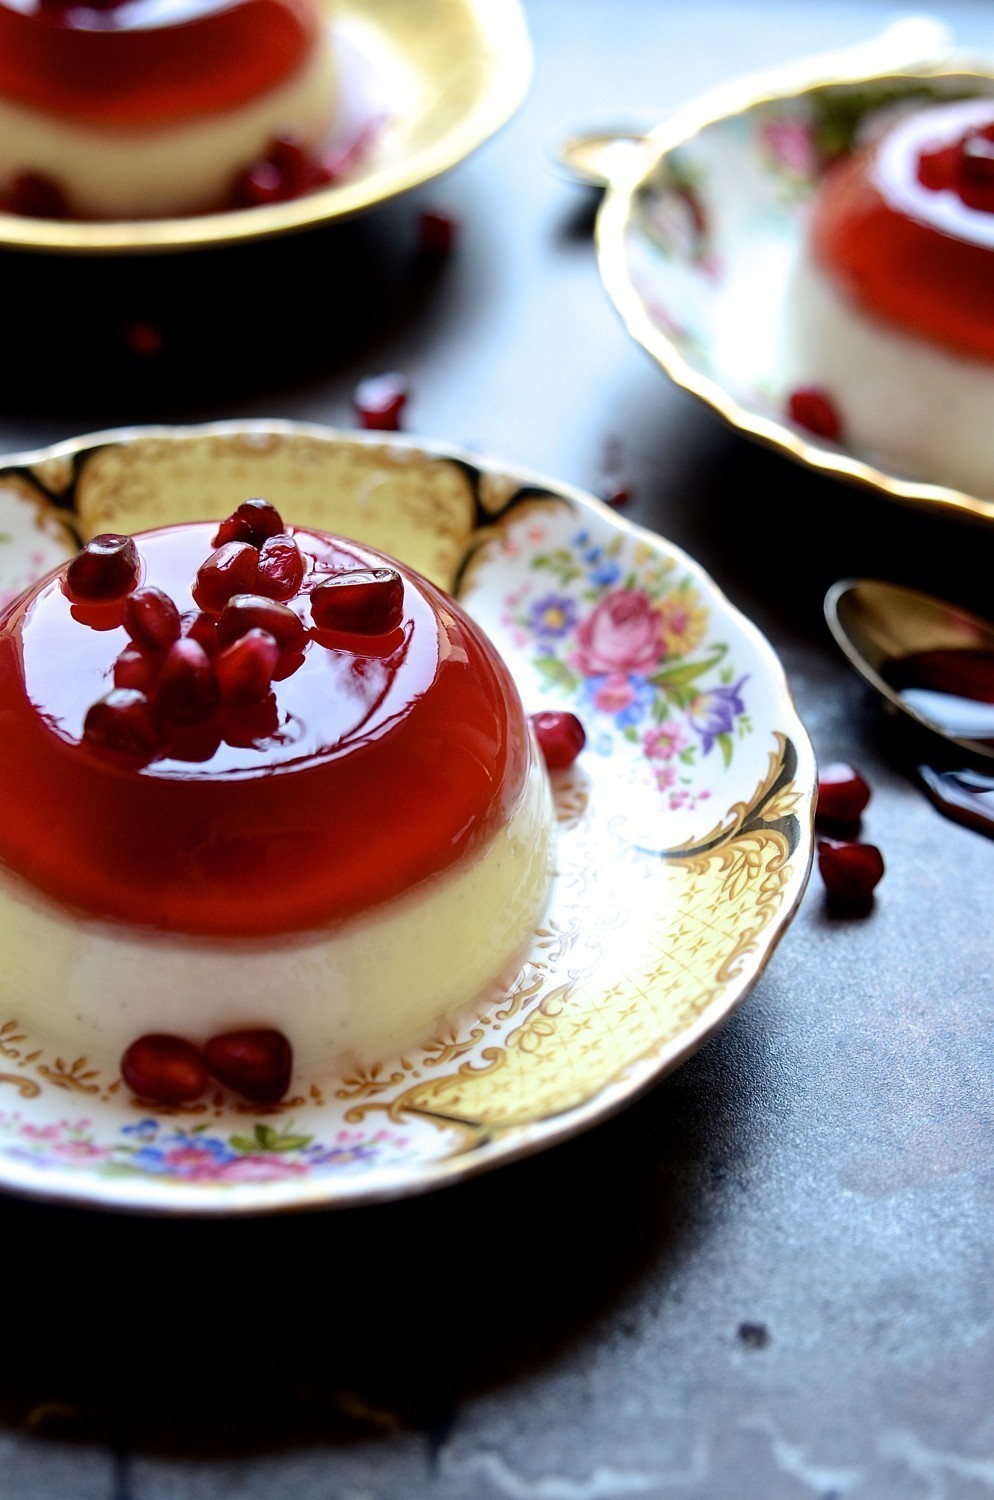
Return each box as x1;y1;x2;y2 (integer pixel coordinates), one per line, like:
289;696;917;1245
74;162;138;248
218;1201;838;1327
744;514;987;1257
123;320;164;359
212;499;285;549
204;1029;293;1103
310;567;404;635
352;372;408;431
194;540;260;611
417;208;457;259
816;761;872;826
530;709;587;769
83;689;164;759
121;1034;210;1106
256;534;305;600
787;387;843;442
122;585;182;652
215;629;281;707
217;593;306;652
153;637;220;725
65;533;141;602
817;837;885;906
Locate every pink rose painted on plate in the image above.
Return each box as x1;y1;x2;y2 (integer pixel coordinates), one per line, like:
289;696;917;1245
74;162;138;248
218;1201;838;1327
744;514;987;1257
573;589;665;677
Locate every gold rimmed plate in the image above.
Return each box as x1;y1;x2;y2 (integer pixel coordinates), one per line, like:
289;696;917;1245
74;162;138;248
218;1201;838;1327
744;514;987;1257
595;30;994;526
0;419;815;1214
0;0;532;256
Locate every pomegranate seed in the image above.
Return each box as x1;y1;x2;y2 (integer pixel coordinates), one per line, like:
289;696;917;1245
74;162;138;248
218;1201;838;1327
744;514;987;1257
816;761;872;825
123;585;182;652
352;372;408;431
212;499;285;549
204;1028;293;1103
123;320;163;358
194;540;259;611
113;643;159;693
65;534;140;603
917;143;959;190
181;609;220;658
83;689;164;759
530;709;587;769
121;1034;210;1105
167;720;223;764
256;533;305;600
223;692;280;747
269;132;312;195
217;593;306;652
232;161;285;207
154;637;220;725
5;171;68;218
787;386;843;442
417;208;457;258
215;629;280;707
817;837;885;906
310;568;404;634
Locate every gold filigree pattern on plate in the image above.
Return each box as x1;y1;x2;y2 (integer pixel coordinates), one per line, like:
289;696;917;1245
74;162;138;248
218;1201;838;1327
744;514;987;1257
343;735;801;1134
71;431;478;588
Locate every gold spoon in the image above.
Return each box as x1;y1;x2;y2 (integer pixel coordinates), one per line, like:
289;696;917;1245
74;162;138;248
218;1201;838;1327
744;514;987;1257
825;578;994;764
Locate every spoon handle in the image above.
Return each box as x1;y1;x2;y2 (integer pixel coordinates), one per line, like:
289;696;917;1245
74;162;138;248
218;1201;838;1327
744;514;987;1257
916;764;994;841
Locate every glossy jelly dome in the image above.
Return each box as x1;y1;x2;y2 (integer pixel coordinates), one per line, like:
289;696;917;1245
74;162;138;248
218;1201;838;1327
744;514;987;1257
0;517;533;937
810;97;994;360
0;0;320;126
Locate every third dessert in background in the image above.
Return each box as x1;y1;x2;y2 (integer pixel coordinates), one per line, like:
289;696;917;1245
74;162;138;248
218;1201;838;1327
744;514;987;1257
0;0;340;219
780;95;994;496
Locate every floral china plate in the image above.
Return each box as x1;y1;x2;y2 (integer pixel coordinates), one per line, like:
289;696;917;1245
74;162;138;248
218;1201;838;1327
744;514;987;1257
595;38;994;527
0;0;531;256
0;420;815;1215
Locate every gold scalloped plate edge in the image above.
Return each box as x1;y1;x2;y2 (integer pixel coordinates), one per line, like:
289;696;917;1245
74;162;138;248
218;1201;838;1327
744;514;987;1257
0;419;816;1215
0;0;532;255
594;47;994;528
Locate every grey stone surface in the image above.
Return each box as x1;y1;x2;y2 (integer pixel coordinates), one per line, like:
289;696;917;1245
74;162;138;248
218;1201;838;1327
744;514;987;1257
2;2;994;1497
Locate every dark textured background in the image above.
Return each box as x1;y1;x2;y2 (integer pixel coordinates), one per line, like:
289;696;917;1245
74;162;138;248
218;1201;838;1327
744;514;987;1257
2;3;994;1496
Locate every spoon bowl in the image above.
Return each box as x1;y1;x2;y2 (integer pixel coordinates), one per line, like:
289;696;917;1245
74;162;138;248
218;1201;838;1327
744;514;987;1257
825;578;994;763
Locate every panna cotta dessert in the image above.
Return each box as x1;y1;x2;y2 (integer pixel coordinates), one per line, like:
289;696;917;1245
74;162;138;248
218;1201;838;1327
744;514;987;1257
780;95;994;496
0;503;556;1102
0;0;339;219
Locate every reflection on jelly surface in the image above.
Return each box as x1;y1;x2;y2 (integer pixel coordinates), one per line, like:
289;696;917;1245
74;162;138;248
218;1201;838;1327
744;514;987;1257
811;99;994;360
0;523;530;936
0;0;317;125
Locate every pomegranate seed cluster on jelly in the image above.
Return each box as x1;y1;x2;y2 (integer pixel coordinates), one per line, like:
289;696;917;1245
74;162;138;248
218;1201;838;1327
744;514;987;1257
0;502;558;1091
67;500;412;767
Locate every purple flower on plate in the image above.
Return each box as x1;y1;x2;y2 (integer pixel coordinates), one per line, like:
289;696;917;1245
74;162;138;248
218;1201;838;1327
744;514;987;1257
689;677;749;754
528;592;578;641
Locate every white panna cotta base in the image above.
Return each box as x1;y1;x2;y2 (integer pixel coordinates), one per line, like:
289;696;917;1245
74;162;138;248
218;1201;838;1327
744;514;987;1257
779;247;994;499
0;752;555;1080
0;34;338;219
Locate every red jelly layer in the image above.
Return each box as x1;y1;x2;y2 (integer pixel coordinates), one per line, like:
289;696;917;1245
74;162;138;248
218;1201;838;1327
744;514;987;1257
0;523;532;936
810;98;994;362
0;0;319;127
